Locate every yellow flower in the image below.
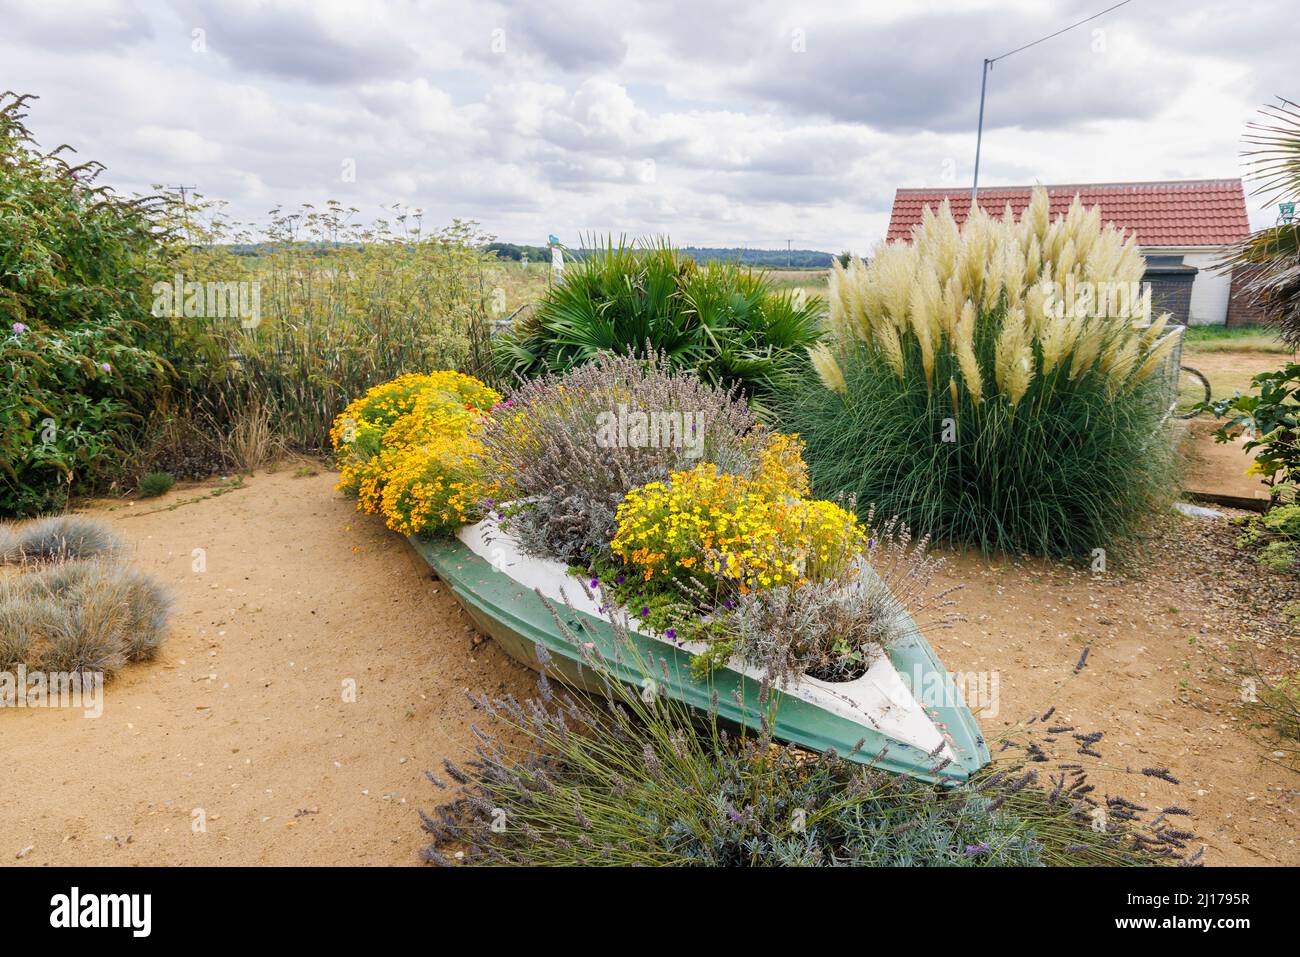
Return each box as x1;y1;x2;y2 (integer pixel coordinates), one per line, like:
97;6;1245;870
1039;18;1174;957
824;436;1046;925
611;434;864;594
331;371;500;536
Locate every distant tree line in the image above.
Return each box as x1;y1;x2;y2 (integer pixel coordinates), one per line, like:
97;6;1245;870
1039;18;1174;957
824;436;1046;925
485;242;553;262
486;242;834;268
224;240;845;269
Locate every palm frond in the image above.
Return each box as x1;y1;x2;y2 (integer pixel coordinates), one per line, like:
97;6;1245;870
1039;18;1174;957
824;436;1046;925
1225;96;1300;347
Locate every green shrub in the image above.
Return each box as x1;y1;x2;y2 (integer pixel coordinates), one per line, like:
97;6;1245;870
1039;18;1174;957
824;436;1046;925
1;325;169;514
422;608;1191;866
494;237;824;415
1261;673;1300;743
0;93;175;515
1235;503;1300;574
136;471;176;499
782;189;1180;557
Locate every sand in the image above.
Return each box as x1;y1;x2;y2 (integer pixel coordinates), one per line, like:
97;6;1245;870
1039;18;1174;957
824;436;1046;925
0;467;535;866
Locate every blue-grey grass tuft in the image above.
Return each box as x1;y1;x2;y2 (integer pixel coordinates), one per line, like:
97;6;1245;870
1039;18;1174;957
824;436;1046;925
1;516;124;565
0;558;172;675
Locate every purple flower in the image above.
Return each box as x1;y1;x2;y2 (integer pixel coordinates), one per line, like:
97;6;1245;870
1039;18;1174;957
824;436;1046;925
614;573;625;585
640;606;650;618
11;322;27;334
727;809;743;822
723;599;735;610
100;362;112;373
589;578;599;589
964;842;990;857
665;628;677;641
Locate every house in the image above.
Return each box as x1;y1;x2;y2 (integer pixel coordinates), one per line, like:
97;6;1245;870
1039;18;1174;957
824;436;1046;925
885;179;1252;326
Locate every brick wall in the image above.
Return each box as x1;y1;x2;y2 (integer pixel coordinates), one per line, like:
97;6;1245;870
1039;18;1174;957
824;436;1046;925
1226;264;1269;328
1146;274;1196;325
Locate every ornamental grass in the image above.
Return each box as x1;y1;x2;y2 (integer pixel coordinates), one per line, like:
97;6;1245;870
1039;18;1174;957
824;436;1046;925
783;187;1181;557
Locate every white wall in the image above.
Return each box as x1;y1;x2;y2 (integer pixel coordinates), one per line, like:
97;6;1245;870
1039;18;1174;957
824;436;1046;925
1140;246;1232;326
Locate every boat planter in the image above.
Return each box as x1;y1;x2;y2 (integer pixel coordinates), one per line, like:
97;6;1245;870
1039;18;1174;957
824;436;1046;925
408;517;990;784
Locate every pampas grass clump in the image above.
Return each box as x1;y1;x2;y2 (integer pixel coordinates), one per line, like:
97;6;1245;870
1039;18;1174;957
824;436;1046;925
783;187;1181;557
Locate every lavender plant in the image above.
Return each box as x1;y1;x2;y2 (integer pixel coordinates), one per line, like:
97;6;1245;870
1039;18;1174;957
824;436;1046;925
477;351;758;564
421;604;1191;867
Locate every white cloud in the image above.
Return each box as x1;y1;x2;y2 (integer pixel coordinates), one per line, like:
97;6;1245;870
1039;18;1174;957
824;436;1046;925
0;0;1287;251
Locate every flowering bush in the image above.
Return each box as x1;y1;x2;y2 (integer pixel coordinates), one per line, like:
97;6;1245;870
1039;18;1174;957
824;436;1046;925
1;94;175;515
475;352;759;565
610;433;865;594
1;324;166;515
331;371;499;536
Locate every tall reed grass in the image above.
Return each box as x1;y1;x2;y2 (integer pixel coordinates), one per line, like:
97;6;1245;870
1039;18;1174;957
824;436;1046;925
157;199;499;457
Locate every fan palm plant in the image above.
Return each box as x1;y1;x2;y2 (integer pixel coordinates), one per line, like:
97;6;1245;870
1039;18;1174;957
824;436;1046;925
494;236;824;414
1226;97;1300;347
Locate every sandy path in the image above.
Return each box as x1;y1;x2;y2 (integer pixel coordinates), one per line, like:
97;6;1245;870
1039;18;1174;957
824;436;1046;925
1;468;534;866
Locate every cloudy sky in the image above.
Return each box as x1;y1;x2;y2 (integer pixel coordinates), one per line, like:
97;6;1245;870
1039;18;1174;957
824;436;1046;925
1;0;1291;252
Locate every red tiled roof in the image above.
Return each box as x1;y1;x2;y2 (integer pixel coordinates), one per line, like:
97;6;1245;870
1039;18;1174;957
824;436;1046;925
885;179;1250;247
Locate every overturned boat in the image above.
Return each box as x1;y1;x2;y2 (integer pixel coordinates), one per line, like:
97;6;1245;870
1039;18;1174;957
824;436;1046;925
409;516;990;784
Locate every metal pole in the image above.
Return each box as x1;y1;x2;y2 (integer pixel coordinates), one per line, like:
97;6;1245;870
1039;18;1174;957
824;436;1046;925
971;58;990;210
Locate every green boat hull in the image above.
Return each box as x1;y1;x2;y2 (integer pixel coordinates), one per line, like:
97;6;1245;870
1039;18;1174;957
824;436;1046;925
408;534;990;784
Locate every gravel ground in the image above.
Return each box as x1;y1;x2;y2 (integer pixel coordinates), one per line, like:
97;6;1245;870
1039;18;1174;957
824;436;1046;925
927;507;1299;865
